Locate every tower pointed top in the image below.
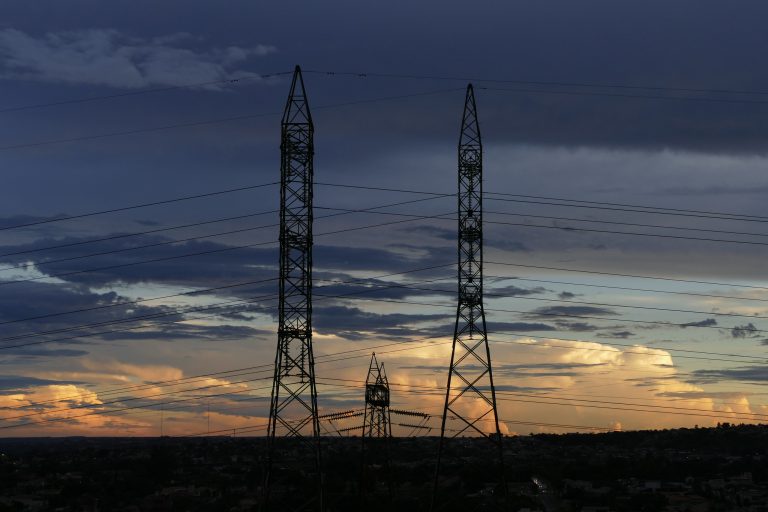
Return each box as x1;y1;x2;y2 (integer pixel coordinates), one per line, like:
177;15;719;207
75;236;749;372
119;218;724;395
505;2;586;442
282;65;313;127
459;83;480;148
366;352;387;386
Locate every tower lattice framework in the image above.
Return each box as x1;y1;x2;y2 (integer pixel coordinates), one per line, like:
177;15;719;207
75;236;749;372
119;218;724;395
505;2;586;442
361;353;393;502
264;65;323;511
363;352;392;438
432;84;506;509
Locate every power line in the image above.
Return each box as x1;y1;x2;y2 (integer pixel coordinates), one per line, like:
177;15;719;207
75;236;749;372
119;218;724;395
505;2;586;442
0;277;278;327
486;209;768;240
0;219;281;274
485;217;768;248
0;209;278;259
0;264;455;350
486;260;768;292
486;192;768;223
6;324;764;428
345;287;768;340
0;181;278;232
0;88;463;152
485;196;768;225
0;198;451;287
302;69;768;98
319;378;768;422
317;181;768;225
478;85;768;106
3;260;766;366
2;266;765;364
487;274;768;305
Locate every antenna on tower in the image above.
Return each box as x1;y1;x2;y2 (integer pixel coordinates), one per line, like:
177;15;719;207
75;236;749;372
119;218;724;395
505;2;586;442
263;65;323;511
431;84;507;510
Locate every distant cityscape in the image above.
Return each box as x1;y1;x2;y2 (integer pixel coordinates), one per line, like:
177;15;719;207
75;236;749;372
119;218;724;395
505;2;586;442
1;423;766;511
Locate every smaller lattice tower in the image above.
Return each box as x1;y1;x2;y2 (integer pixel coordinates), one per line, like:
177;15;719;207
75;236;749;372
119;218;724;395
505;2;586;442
360;353;393;501
363;353;392;439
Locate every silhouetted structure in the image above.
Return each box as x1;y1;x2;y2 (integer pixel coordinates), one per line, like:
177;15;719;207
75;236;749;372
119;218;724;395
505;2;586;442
363;353;392;439
361;353;393;503
264;65;323;511
432;84;506;510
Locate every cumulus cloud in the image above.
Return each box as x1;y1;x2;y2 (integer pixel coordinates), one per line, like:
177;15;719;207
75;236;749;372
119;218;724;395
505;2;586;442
0;29;276;89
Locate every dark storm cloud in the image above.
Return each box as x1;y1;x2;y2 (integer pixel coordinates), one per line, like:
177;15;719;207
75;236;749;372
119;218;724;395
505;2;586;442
0;234;278;288
0;28;275;89
313;304;449;340
96;323;269;342
0;233;441;289
551;321;600;332
688;366;768;384
596;330;635;339
486;284;547;297
731;323;759;339
526;305;619;319
5;348;89;359
488;321;557;333
681;318;718;328
0;278;274;351
0;375;82;391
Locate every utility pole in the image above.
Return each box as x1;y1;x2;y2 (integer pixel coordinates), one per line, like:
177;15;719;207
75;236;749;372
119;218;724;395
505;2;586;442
263;65;323;511
431;84;506;510
361;353;393;502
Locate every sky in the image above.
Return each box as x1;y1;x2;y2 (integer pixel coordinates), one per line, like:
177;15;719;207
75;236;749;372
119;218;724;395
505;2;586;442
1;0;768;437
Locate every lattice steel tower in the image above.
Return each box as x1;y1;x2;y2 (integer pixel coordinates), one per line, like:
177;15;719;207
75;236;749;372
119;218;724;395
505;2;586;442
363;353;392;439
361;353;393;503
432;84;506;509
264;65;323;511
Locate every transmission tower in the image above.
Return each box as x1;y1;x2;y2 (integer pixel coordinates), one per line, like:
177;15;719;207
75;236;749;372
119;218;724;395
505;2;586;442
361;353;393;502
431;84;506;510
264;65;323;511
363;353;392;439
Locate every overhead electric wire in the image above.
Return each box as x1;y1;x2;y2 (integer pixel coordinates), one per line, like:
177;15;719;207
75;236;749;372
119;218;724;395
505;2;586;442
488;274;768;305
0;88;463;152
0;338;455;429
318;378;768;422
317;181;768;225
0;199;452;287
0;209;279;259
0;181;279;232
486;191;768;222
478;85;768;105
486;260;768;292
485;217;768;248
303;69;768;98
3;258;766;370
5;324;765;429
331;287;768;341
0;263;456;349
486;209;768;240
485;195;768;225
0;336;754;429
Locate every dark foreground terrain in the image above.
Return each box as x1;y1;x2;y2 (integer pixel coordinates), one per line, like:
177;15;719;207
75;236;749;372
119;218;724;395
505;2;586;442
1;424;766;511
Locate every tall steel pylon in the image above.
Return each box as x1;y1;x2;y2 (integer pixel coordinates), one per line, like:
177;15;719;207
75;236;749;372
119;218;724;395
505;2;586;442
431;84;506;510
264;65;323;511
361;353;393;502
